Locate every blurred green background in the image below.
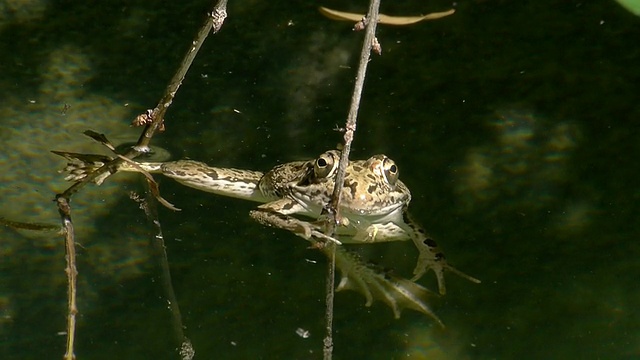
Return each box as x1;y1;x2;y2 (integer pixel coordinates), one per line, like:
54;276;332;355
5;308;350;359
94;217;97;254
1;0;638;358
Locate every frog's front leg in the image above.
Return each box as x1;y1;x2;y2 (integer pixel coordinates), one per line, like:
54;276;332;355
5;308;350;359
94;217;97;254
249;199;341;245
404;212;480;295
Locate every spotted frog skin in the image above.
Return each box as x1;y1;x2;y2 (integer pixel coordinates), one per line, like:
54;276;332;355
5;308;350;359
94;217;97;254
59;149;478;324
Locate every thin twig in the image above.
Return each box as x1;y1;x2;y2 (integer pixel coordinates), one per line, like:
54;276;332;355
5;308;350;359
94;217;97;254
321;241;336;360
329;0;381;215
323;0;381;359
133;0;228;152
56;196;77;360
59;0;228;200
0;218;59;231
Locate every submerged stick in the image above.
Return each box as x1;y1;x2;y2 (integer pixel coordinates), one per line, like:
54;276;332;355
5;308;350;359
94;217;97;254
141;191;194;359
56;196;78;360
323;0;381;359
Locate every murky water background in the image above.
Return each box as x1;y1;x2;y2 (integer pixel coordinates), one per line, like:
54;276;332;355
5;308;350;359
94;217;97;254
1;0;638;359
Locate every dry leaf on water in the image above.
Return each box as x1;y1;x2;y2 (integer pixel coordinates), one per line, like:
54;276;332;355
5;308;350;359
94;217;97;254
319;7;455;25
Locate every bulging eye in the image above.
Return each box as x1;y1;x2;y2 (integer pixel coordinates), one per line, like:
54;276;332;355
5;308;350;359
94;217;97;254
314;151;339;179
382;158;399;186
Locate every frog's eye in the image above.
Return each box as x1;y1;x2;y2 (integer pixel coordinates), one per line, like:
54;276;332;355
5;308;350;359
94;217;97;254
382;158;399;186
314;151;339;179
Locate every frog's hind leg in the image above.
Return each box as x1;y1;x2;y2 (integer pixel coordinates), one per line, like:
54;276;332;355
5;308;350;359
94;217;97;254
327;245;444;326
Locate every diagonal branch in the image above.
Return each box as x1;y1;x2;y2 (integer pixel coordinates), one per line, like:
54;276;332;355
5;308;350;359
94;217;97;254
133;0;229;153
59;1;228;200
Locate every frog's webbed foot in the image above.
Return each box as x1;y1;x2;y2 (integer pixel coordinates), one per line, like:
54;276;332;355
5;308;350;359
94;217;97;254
330;247;443;326
52;151;114;184
54;151;166;186
412;250;480;296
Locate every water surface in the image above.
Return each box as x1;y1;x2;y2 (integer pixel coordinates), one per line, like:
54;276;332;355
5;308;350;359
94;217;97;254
0;0;638;359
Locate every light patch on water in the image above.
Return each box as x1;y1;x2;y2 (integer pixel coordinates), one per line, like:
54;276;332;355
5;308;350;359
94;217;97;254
0;45;136;222
491;108;536;150
453;107;583;216
0;0;47;28
280;31;352;146
553;201;594;235
395;323;460;360
0;43;154;302
457;152;493;201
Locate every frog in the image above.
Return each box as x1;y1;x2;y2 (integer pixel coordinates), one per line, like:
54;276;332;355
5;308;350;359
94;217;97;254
56;149;479;325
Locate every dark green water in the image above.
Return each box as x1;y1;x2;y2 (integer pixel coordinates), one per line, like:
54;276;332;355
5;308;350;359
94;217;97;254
1;0;639;359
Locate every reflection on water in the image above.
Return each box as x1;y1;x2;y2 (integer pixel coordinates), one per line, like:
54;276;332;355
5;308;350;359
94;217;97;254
455;107;582;218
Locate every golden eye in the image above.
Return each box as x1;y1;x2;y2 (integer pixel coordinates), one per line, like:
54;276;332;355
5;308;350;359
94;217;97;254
382;157;399;186
314;151;339;178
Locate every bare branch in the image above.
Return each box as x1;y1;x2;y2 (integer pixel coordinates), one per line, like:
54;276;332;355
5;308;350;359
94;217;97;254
133;0;228;152
328;0;381;230
323;0;381;359
56;195;78;360
0;218;59;231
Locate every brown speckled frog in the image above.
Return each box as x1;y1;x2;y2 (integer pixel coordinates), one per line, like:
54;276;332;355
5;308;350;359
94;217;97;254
60;149;479;325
